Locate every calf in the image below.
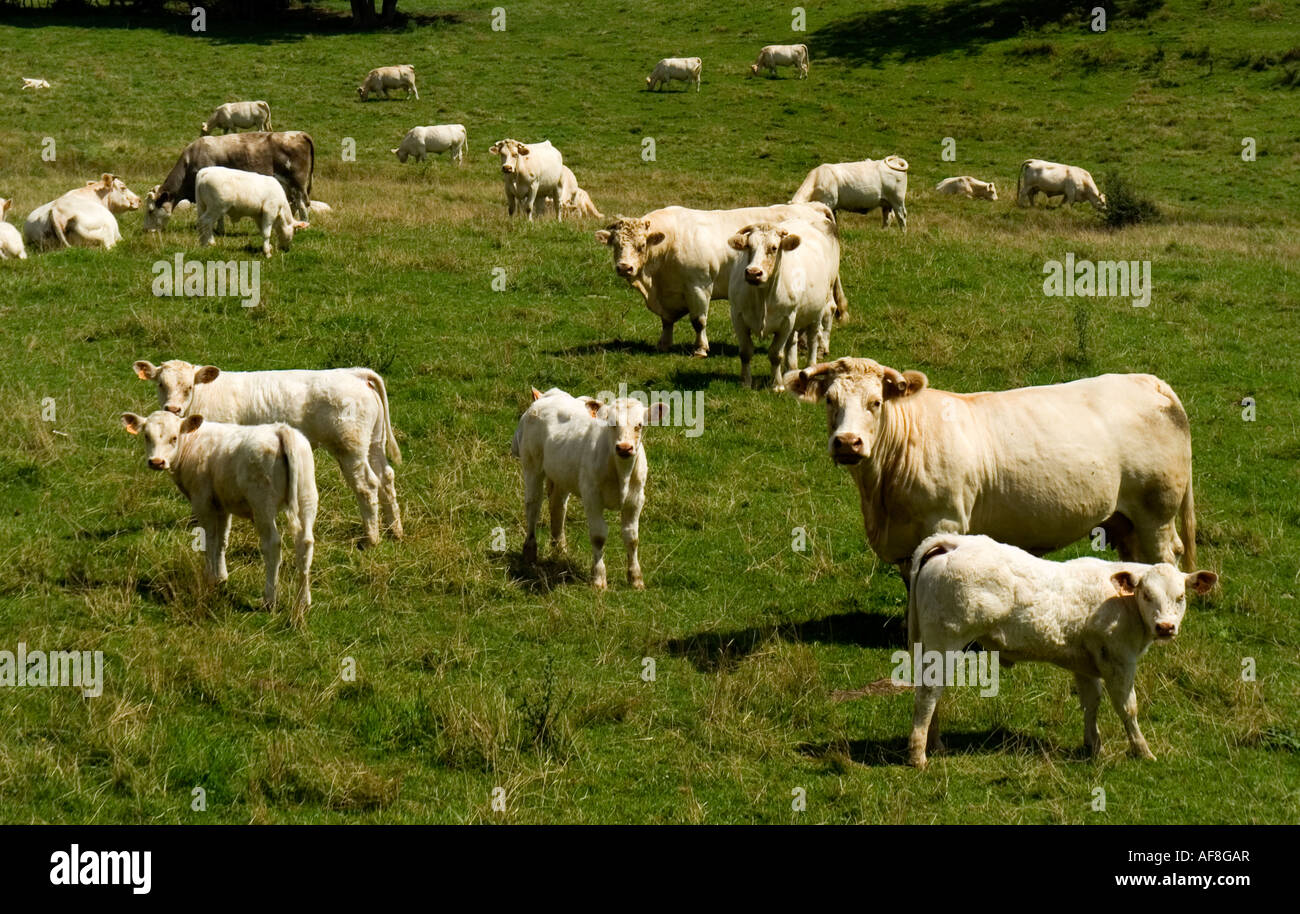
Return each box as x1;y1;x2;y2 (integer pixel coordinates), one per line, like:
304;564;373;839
358;65;418;101
24;174;141;249
905;533;1218;768
133;360;402;546
791;156;909;229
646;57;702;91
392;124;467;164
559;166;603;220
511;388;668;590
121;410;317;625
749;44;809;78
21;78;50;90
194;165;303;257
727;213;842;390
1017;158;1107;210
935;176;998;200
0;198;26;259
489;138;565;221
201;101;271;135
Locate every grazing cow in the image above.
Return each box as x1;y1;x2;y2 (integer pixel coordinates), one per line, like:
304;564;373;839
727;212;842;390
1017;158;1107;210
783;359;1197;578
200;101;272;135
21;78;50;90
749;44;809;78
392;124;467;164
905;533;1218;768
646;57;702;91
144;131;315;229
594;202;846;357
23;174;141;250
308;200;333;216
121;410;317;625
0;199;26;259
358;65;418;101
488;138;564;221
559;166;603;220
132;360;402;546
512;388;668;590
935;176;998;200
194;166;304;258
791;156;909;230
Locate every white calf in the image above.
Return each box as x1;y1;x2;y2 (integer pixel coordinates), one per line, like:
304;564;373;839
201;101;271;135
0;199;26;259
749;44;809;78
121;410;317;625
194;165;301;257
358;65;417;101
935;176;998;200
21;78;50;90
512;388;668;589
392;124;467;164
906;533;1218;768
646;57;702;91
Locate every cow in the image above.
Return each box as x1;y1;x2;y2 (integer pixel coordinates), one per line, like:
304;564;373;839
0;199;26;259
200;101;272;136
749;44;809;78
392;124;467;165
791;156;909;230
727;212;842;390
132;360;402;546
23;174;141;250
488;138;564;221
143;131;315;230
646;57;702;92
512;388;668;590
21;78;50;90
559;166;603;220
905;533;1218;768
935;176;998;200
194;166;304;258
594;202;847;358
358;65;417;101
1017;159;1107;210
783;359;1197;581
121;410;317;625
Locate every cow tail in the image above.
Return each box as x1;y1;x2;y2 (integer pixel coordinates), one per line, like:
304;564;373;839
1016;159;1031;202
1179;477;1196;572
277;425;299;531
53;212;72;247
356;369;402;464
305;133;315;202
791;168;818;204
832;275;849;323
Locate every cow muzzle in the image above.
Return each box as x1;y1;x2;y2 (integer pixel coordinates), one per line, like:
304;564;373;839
616;263;635;277
831;433;866;465
744;268;766;285
615;442;636;458
165;405;182;415
1154;622;1177;640
501;165;514;174
147;458;167;470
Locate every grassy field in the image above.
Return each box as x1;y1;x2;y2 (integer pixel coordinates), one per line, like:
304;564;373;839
0;0;1297;823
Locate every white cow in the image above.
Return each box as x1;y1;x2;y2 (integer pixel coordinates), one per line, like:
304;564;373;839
935;176;998;200
21;78;50;90
512;388;668;590
1017;158;1107;209
194;165;302;257
121;410;317;625
558;166;603;220
646;57;702;91
23;174;141;250
727;213;842;390
392;124;467;164
200;101;271;135
905;533;1218;768
791;156;909;229
358;65;417;101
784;360;1198;578
488;138;565;221
133;360;403;546
594;201;846;357
749;44;809;78
0;199;26;259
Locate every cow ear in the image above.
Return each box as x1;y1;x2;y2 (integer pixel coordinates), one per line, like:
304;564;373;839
1187;570;1218;595
594;229;611;245
517;145;530;156
785;367;828;403
583;398;603;419
121;413;143;435
133;360;158;381
647;402;670;424
1111;570;1138;598
727;233;748;251
779;232;802;251
488;144;500;154
179;415;204;434
531;387;542;401
882;367;926;399
194;366;220;384
903;370;928;395
1;199;9;217
101;173;113;184
646;231;666;247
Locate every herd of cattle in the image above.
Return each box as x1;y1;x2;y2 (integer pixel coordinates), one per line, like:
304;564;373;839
8;51;1218;767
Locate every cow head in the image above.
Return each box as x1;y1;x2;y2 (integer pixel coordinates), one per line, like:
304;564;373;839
1110;565;1217;642
143;186;173;232
356;85;368;101
133;359;221;415
121;410;204;472
92;174;141;213
200;121;212;136
594;217;665;280
584;396;669;460
784;358;928;465
748;63;760;77
488;139;530;175
727;222;800;287
984;182;998;201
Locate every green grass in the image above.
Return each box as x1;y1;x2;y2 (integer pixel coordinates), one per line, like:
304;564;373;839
1;0;1298;823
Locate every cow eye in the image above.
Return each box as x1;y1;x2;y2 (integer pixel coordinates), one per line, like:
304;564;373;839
871;399;882;409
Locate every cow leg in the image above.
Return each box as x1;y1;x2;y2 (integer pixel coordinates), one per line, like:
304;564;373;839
909;681;944;769
254;510;282;610
582;486;609;590
291;510;314;627
521;466;545;564
768;321;796;391
893;200;908;233
686;287;710;357
1133;518;1181;567
524;186;541;222
547;480;568;555
370;437;402;539
336;449;381;547
1103;663;1155;760
201;511;229;585
621;491;645;590
197;208;217;248
733;311;755;389
1076;673;1105;757
656;317;675;352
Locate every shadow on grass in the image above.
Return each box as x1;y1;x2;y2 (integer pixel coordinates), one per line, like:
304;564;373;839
491;548;586;594
662;610;906;673
799;725;1070;768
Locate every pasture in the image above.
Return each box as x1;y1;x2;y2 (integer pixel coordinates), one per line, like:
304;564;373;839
0;0;1297;823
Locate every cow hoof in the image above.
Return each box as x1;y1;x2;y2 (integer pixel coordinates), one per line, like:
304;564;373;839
908;755;928;770
690;348;708;359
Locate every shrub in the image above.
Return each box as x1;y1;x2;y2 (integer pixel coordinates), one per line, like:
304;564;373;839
1100;172;1161;229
